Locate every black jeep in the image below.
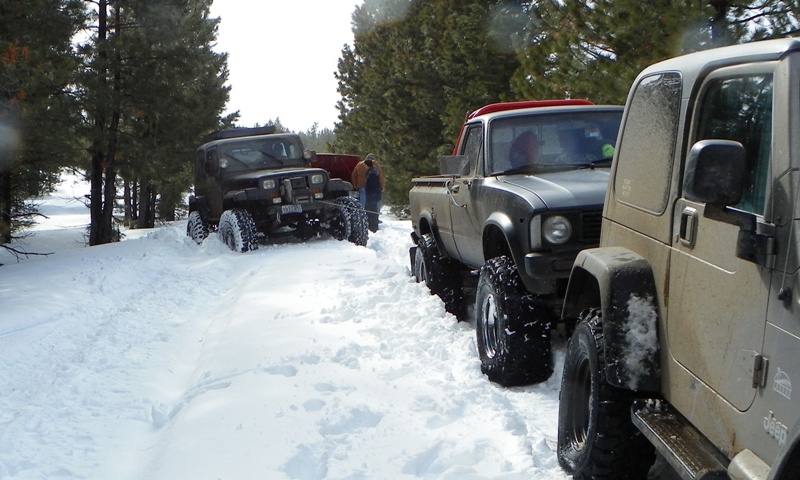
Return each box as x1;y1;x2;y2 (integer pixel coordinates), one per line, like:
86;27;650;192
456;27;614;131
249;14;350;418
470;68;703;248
188;126;368;251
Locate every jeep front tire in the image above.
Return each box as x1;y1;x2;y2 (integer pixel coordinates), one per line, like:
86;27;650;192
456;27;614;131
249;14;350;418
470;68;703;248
557;309;655;479
218;209;259;253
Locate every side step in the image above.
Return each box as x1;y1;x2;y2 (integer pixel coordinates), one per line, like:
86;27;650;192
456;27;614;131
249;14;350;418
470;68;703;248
632;400;729;480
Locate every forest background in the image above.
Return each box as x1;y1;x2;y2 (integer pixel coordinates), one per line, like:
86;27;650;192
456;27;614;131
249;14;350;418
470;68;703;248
2;0;799;248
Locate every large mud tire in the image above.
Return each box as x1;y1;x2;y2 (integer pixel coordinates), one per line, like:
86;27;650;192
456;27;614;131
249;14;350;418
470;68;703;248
342;197;369;246
557;310;655;479
475;255;553;386
327;197;368;246
218;209;259;253
187;211;209;244
413;233;464;318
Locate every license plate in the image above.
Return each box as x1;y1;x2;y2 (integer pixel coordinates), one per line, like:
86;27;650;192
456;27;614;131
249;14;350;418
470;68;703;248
281;204;303;214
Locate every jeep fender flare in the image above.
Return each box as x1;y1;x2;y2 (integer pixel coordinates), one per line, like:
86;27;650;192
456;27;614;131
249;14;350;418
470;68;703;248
562;246;661;392
188;196;210;221
325;178;353;197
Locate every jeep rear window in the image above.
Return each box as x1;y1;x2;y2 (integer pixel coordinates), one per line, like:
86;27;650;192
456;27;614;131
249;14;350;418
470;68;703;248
614;72;682;214
218;138;306;169
487;110;623;175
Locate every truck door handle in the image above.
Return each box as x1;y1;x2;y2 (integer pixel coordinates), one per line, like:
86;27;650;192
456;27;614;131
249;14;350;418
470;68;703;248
678;207;697;247
450;184;460;194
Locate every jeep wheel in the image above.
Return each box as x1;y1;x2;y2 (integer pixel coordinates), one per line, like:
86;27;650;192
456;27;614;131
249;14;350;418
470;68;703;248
475;255;552;386
557;310;655;479
413;233;464;318
327;199;351;241
187;211;209;244
218;209;259;253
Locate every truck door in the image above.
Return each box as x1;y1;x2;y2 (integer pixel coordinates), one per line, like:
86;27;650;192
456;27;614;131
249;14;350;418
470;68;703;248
668;67;774;412
449;123;486;266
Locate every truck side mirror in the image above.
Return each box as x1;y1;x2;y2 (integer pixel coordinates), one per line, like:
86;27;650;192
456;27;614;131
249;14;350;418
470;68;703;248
683;139;746;206
439;155;470;176
304;149;317;162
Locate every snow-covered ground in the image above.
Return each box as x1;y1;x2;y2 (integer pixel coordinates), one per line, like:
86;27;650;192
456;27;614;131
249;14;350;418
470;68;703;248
0;175;570;480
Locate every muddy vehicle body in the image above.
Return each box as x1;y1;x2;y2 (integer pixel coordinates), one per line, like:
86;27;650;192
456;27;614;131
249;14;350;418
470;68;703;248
409;100;623;386
188;127;368;251
557;39;800;480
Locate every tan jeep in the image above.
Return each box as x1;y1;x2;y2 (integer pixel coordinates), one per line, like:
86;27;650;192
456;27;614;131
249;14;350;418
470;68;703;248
557;38;800;479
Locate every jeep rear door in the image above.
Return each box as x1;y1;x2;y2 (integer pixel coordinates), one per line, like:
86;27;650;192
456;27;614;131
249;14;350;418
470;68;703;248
668;64;774;412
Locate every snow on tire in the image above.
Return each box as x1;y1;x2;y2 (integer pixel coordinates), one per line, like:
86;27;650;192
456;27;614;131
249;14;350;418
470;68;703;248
218;209;259;253
475;255;553;386
187;211;209;244
557;310;655;479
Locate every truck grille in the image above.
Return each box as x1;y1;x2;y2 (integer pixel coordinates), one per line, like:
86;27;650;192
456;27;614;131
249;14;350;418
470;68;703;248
580;211;603;244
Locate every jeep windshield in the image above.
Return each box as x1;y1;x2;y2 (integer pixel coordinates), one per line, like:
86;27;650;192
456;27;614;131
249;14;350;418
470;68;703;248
488;110;623;176
218;137;307;170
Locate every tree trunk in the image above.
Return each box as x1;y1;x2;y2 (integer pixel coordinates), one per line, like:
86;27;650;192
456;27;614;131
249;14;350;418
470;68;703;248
88;0;122;245
136;180;155;229
0;170;11;243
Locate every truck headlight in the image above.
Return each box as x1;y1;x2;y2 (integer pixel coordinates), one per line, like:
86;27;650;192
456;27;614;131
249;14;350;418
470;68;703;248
310;174;324;185
543;215;572;245
261;179;276;189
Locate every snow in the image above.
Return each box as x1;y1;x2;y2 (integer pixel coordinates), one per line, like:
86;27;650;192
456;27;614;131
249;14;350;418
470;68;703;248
0;174;569;480
622;294;659;391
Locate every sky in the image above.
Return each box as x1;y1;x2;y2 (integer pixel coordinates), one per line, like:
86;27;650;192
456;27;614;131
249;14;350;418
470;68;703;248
209;0;363;133
0;173;574;479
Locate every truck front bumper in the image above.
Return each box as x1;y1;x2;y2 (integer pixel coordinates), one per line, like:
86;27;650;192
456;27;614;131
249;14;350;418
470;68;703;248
523;251;578;295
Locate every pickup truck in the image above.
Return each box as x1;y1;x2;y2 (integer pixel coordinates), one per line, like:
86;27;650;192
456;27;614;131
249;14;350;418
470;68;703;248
556;38;800;480
409;100;623;386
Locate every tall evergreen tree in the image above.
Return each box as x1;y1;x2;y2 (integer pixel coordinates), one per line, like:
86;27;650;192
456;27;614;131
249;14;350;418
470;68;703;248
76;0;231;242
0;0;85;243
335;0;521;207
511;1;800;107
511;1;713;106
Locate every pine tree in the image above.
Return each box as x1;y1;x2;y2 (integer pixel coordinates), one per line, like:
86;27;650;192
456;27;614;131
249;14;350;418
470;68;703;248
0;0;85;243
76;0;231;240
335;0;520;207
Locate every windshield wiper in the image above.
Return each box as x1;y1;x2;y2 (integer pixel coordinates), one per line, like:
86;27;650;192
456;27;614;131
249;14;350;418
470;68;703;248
579;157;613;169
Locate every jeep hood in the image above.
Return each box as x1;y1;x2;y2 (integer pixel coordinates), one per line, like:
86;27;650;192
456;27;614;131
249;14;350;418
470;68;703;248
499;168;609;209
222;166;324;182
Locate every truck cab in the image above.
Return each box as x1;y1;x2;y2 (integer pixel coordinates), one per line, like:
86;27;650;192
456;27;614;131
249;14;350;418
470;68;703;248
409;100;623;386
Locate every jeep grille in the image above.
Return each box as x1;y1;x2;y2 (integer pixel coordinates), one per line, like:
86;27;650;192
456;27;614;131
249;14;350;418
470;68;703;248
581;211;602;243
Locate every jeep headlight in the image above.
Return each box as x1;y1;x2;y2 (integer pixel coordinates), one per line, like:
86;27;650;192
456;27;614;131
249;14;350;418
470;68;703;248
261;179;276;189
310;173;325;185
543;215;572;245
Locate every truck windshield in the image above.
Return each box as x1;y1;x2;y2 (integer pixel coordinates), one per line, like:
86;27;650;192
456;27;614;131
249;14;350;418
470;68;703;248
488;110;623;175
218;137;307;170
